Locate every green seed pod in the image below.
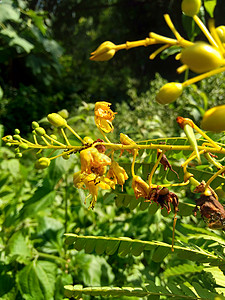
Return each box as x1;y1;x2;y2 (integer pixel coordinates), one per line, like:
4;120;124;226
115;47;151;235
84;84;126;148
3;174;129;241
181;0;201;17
58;109;69;119
201;105;225;132
47;113;67;127
216;26;225;43
6;142;12;147
32;121;39;129
181;42;224;73
15;153;23;158
156;82;183;104
35;127;46;136
14;128;20;134
13;134;21;141
35;157;51;169
19;143;29;150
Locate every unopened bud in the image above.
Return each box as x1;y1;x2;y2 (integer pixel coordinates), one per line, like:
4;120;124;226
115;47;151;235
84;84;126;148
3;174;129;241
15;128;20;134
35;157;51;169
6;142;11;147
90;41;116;61
19;143;29;150
62;153;70;160
201;105;225;132
13;134;21;141
15;153;23;158
216;26;225;43
181;0;201;17
181;42;223;73
83;136;94;145
32;121;39;129
47;113;67;127
50;134;58;140
35;127;46;136
156;82;183;104
58;109;69;119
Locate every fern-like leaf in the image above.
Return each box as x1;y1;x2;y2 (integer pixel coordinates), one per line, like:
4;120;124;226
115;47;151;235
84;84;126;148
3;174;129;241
64;234;225;266
64;282;224;299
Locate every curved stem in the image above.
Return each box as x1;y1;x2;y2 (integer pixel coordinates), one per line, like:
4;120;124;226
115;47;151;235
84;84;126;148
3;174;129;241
131;149;138;177
193;15;218;48
148;150;165;186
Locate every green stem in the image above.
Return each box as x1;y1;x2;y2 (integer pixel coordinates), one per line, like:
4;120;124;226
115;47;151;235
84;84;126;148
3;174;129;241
37;252;66;264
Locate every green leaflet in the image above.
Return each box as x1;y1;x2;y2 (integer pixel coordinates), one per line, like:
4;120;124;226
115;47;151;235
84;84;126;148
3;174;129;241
64;282;223;299
64;234;225;267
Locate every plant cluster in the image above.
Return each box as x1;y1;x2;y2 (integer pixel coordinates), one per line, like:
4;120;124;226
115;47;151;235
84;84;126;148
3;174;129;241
2;0;225;299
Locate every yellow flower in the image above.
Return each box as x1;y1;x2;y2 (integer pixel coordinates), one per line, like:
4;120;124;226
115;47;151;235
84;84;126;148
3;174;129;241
120;133;137;155
201;105;225;132
80;146;111;174
90;41;116;61
107;161;128;190
73;172;115;209
94;101;116;133
132;175;149;199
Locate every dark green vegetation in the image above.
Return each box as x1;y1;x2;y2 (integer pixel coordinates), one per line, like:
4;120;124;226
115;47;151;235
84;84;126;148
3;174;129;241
1;0;225;299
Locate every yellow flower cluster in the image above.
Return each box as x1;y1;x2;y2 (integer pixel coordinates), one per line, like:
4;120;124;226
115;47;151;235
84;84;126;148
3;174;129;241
73;102;128;209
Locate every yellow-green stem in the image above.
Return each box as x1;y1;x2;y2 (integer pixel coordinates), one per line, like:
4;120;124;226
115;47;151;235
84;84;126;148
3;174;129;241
148;150;165;186
61;128;71;146
131;149;138;177
65;124;84;143
193;15;218;48
182;66;225;87
204;166;225;192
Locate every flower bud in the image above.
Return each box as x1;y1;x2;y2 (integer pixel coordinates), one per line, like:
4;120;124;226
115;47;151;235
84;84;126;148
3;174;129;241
62;152;70;160
90;41;116;61
47;113;67;127
35;127;46;136
13;134;21;141
32;121;39;129
156;82;183;104
201;105;225;132
181;42;224;73
35;157;51;169
216;26;225;43
15;128;20;134
19;143;29;150
15;153;22;158
58;109;69;119
83;136;94;145
181;0;201;17
6;142;11;147
50;134;58;140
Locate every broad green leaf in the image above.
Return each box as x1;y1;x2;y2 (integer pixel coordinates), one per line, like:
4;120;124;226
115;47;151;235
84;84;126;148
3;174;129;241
17;260;57;300
19;178;56;219
6;231;32;260
0;2;20;22
1;28;34;53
